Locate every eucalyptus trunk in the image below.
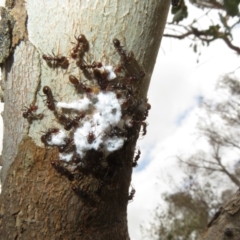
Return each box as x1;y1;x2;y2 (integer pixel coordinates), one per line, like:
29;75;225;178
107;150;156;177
0;0;169;239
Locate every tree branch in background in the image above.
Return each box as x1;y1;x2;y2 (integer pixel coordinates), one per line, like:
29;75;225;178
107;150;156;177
143;74;240;239
165;0;240;56
189;0;224;10
164;27;240;54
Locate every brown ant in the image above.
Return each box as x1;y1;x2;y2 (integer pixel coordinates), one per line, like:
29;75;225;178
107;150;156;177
128;187;136;201
142;102;151;121
126;71;146;83
146;102;151;110
42;53;69;69
69;75;93;93
42;86;56;111
93;69;108;90
113;38;134;65
51;160;74;181
132;148;141;167
127;118;148;139
70;113;86;127
107;82;126;91
141;121;148;136
56;112;85;131
105;125;126;138
41;128;60;146
79;61;102;70
113;79;135;96
41;135;50;146
58;138;73;153
58;138;76;153
87;131;96;144
122;99;146;118
129;119;148;137
72;155;83;164
107;82;134;99
70;34;89;59
55;113;69;129
22;104;43;121
114;64;123;74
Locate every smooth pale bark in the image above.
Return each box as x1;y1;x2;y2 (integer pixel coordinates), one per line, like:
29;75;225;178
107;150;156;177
0;0;170;239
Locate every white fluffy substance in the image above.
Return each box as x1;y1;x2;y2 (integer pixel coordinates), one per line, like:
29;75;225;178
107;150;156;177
103;136;124;152
47;130;66;146
57;91;125;159
59;153;74;162
124;117;133;127
96;65;116;81
103;65;116;80
73;92;124;157
57;96;91;111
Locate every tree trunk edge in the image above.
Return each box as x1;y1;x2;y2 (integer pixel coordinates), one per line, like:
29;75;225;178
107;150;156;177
0;1;171;239
201;188;240;240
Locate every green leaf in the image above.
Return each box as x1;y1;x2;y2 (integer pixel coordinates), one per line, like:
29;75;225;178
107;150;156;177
172;6;188;23
193;44;197;53
223;0;239;17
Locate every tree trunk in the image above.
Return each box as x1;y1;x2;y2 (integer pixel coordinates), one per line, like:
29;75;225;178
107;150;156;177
0;0;169;239
202;189;240;240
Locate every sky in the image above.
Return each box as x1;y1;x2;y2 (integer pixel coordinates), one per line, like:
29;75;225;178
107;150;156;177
1;1;240;240
128;7;240;240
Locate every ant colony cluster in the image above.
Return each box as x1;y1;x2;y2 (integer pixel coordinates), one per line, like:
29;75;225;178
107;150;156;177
24;34;151;201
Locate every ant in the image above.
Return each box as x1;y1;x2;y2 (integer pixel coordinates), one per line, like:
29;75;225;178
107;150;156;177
93;69;109;90
114;64;123;74
70;113;86;127
69;75;93;93
112;82;135;101
72;155;83;164
113;38;134;66
146;102;151;110
55;113;69;128
128;186;136;201
51;160;74;181
22;104;43;121
142;102;151;121
56;112;85;131
105;125;126;138
132;148;141;167
126;71;146;83
79;61;102;70
107;82;126;91
41;128;59;146
42;86;56;111
58;138;76;153
42;53;69;69
141;121;148;136
121;98;134;112
87;131;96;144
69;114;85;130
130;118;148;136
70;34;89;59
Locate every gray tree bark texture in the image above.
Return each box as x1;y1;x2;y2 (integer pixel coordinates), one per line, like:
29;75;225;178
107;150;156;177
201;189;240;240
0;0;170;239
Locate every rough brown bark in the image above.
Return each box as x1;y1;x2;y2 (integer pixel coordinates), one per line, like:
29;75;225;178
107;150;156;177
0;136;134;239
201;189;240;240
0;0;170;239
